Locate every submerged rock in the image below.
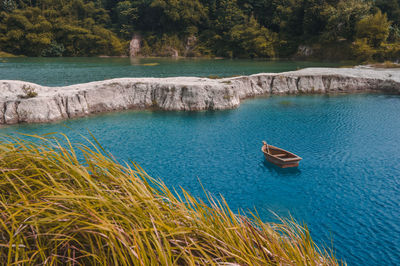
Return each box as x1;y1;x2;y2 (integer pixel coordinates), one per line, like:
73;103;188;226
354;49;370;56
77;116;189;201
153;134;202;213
1;68;399;125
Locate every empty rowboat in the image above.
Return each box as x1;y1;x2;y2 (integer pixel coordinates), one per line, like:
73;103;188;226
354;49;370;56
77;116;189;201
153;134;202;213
261;141;302;168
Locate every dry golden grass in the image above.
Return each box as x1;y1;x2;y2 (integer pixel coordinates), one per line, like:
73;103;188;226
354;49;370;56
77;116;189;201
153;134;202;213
0;134;341;265
369;61;400;68
0;51;18;57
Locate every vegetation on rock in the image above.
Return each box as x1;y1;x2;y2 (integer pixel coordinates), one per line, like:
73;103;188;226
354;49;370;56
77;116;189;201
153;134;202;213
0;0;399;61
0;135;340;265
370;61;400;68
0;50;17;57
19;84;38;98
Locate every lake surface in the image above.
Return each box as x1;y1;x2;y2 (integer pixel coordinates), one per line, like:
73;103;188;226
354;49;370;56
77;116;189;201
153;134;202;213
0;57;343;86
1;59;399;265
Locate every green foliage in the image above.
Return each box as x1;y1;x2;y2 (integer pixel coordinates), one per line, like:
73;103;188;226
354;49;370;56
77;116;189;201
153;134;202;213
375;0;400;25
140;39;152;56
0;0;399;60
142;33;182;57
115;0;138;38
383;42;400;60
19;84;38;98
321;0;372;42
228;16;277;58
352;38;376;62
41;41;65;57
0;2;125;56
151;0;206;32
356;10;391;48
0;135;340;265
350;10;396;62
0;0;16;12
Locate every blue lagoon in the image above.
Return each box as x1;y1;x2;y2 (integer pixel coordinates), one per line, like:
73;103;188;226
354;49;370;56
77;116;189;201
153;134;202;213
1;58;399;265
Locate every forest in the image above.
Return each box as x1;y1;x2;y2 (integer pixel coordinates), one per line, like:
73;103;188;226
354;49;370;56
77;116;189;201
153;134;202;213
1;0;400;61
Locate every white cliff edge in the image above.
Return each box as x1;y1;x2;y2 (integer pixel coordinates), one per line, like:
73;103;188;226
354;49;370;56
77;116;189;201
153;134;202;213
1;68;399;125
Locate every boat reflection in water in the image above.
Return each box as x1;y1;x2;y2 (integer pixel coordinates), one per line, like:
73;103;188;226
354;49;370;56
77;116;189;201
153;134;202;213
261;160;302;176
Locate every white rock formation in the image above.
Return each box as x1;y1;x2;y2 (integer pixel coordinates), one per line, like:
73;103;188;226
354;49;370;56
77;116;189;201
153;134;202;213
129;35;141;57
1;68;399;125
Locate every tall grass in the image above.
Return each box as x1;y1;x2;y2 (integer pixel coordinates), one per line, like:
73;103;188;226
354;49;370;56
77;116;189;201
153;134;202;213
0;135;340;265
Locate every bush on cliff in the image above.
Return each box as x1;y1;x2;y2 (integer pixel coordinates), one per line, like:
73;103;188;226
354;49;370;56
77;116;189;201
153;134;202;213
19;84;38;98
0;135;339;265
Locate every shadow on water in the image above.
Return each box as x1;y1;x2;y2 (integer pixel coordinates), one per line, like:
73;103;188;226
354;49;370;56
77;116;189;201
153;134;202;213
149;108;238;118
260;159;302;177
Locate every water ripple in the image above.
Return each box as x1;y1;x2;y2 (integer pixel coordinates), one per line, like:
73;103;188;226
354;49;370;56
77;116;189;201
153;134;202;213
1;94;400;265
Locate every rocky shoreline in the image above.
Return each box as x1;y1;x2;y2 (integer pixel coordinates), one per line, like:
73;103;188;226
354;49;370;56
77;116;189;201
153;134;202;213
1;68;399;125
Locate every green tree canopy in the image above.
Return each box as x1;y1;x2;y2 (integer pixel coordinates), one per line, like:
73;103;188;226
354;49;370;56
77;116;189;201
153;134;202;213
0;0;399;61
356;10;391;48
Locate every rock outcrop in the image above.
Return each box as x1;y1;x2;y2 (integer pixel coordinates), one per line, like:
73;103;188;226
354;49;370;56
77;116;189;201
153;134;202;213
1;68;399;125
129;35;141;57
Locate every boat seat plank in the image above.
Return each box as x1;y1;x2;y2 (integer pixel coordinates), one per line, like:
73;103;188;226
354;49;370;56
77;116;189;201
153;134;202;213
275;154;286;157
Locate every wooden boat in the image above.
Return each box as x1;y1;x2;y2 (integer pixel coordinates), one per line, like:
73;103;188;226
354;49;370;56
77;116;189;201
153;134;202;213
261;141;302;168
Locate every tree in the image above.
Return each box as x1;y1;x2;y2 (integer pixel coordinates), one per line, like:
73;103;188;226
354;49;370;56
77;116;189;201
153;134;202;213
228;16;277;58
0;0;399;60
0;0;16;12
269;0;304;56
213;0;245;32
0;2;125;56
356;10;391;48
321;0;371;42
375;0;400;25
115;1;138;38
150;0;206;33
302;0;329;38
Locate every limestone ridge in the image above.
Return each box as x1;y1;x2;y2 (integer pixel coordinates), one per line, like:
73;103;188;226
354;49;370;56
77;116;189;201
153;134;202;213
1;68;399;125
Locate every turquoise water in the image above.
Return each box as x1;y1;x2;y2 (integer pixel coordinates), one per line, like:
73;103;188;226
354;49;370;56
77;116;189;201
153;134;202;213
0;57;343;86
1;94;400;265
1;58;399;265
